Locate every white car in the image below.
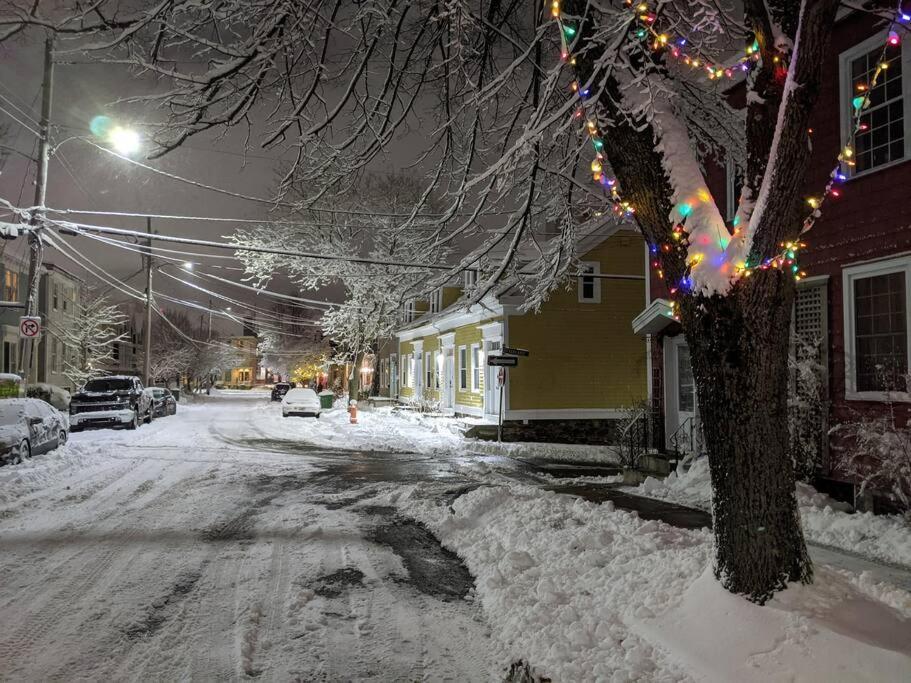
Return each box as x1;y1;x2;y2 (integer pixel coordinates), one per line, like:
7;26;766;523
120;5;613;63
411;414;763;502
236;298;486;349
281;388;321;418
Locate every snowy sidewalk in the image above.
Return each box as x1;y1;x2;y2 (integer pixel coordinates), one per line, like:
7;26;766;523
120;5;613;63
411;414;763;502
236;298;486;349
384;482;911;682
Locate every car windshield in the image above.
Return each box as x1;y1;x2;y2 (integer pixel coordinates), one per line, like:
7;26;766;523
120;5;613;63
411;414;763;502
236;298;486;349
151;389;165;398
0;404;24;426
84;378;132;392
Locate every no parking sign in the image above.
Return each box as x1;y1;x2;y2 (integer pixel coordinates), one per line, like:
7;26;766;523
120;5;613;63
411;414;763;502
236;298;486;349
19;316;41;339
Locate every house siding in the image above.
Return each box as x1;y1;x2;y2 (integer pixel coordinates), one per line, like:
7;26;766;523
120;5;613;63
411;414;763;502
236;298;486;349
508;233;647;412
454;323;484;409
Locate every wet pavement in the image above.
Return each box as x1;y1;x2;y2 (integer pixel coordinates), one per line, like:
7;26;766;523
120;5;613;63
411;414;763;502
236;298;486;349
223;434;911;591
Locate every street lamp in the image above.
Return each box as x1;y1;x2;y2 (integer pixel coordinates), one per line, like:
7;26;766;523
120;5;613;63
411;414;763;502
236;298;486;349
182;261;194;271
109;126;142;156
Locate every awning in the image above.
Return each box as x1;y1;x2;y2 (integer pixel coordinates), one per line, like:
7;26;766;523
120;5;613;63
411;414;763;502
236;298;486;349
632;298;677;336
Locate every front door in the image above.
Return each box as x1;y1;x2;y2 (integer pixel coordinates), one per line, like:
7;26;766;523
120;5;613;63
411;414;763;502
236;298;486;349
484;340;502;418
665;337;700;455
442;349;454;410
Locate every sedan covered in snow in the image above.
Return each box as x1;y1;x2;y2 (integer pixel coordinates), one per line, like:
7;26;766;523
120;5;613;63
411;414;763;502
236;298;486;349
0;398;69;465
281;388;321;418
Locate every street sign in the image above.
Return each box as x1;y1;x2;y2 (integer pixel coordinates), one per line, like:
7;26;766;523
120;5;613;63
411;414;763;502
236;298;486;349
19;316;41;339
487;355;518;367
502;346;529;357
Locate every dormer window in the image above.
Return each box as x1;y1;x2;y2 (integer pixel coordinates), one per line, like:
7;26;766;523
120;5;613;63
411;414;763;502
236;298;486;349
403;299;416;323
430;289;442;313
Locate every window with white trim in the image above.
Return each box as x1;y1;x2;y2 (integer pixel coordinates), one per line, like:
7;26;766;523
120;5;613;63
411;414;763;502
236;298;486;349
430;290;443;313
463;269;477;289
843;257;911;397
425;351;433;389
578;261;601;303
471;344;482;392
401;353;410;387
840;32;909;176
403;300;416;323
433;350;441;389
459;346;468;390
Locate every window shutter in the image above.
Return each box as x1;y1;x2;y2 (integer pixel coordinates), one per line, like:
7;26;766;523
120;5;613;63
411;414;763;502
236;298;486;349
792;280;830;473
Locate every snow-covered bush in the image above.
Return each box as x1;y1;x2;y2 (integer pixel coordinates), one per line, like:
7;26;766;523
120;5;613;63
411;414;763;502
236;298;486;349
788;334;827;481
834;376;911;513
25;383;70;411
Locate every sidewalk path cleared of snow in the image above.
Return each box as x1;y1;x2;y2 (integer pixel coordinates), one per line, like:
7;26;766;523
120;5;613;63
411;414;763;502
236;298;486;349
387;482;911;682
627;458;911;570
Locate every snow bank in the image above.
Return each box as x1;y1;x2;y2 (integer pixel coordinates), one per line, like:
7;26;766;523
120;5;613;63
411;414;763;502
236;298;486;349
259;405;470;456
391;483;911;681
626;459;911;569
467;439;621;464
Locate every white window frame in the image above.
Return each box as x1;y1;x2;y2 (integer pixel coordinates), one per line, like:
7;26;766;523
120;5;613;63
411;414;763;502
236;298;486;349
401;353;409;387
458;345;468;390
471;343;482;392
463;269;478;289
425;351;433;389
403;300;416;323
839;31;911;179
429;289;443;313
842;254;911;402
578;261;601;303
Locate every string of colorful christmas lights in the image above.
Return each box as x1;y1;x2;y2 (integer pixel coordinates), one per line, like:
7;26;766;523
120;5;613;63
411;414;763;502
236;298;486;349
550;0;910;304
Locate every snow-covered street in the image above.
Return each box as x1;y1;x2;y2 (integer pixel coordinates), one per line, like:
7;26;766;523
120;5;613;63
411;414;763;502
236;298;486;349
0;393;500;680
1;391;910;681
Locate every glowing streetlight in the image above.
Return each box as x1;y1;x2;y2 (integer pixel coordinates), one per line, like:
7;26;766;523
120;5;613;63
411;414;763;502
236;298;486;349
108;126;142;156
182;261;194;271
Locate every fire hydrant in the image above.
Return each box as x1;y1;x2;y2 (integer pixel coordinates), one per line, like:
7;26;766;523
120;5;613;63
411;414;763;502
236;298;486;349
348;399;358;425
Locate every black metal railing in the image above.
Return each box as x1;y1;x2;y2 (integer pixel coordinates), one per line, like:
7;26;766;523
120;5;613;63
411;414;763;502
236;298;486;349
668;416;703;460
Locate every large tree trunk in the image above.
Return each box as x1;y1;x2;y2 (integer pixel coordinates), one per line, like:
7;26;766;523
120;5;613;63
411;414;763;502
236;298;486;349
682;271;811;602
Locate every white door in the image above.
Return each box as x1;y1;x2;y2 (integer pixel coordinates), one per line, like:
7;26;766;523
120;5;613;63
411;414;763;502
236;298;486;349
484;340;502;417
442;349;454;409
665;337;700;454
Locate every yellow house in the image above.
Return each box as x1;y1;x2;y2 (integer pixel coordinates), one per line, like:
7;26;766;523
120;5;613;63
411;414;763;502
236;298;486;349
394;228;648;427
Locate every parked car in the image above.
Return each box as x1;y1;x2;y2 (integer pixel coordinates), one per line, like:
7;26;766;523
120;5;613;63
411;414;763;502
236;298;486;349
69;375;153;431
146;387;177;418
281;388;321;418
271;382;295;402
0;398;69;465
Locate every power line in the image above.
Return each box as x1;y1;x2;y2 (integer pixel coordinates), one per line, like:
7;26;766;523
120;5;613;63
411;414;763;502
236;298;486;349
39;216;454;270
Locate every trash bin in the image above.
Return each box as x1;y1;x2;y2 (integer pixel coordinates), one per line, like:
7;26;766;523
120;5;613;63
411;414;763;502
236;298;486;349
318;390;334;410
171;388;181;402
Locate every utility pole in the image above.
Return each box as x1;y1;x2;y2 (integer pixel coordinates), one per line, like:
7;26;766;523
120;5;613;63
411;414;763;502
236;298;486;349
207;297;213;340
143;216;152;386
18;36;54;382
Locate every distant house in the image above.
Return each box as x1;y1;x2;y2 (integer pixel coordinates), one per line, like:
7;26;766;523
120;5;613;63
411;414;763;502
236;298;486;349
229;335;260;387
386;228;648;441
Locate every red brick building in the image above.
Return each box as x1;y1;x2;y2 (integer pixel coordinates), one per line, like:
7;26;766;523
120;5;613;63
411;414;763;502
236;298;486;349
633;6;911;507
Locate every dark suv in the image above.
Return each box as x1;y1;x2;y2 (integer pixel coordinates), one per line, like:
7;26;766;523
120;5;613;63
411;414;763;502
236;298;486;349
70;375;153;431
270;382;295;401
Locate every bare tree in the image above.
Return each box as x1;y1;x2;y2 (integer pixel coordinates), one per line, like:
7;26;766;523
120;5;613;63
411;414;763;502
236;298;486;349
0;0;863;601
54;294;127;388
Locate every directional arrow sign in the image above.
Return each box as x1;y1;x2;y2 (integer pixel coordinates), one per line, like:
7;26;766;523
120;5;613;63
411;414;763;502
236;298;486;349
487;355;518;367
502;346;529;357
19;316;41;339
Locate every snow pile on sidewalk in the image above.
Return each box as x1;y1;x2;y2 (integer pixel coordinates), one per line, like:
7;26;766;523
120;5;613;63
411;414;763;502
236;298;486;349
628;459;911;568
468;439;621;465
392;483;911;681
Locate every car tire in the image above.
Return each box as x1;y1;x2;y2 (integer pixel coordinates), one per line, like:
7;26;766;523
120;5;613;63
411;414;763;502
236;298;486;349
58;430;67;446
18;439;30;462
145;408;153;424
126;411;139;430
315;413;320;419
